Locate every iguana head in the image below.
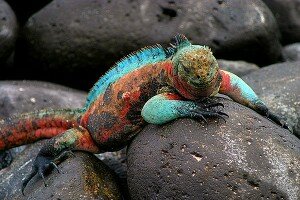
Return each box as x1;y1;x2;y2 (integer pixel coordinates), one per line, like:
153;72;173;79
170;35;222;99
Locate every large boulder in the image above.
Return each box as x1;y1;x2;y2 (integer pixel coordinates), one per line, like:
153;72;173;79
262;0;300;44
243;61;300;138
0;151;123;199
0;80;86;119
15;0;281;90
0;0;17;64
127;98;300;199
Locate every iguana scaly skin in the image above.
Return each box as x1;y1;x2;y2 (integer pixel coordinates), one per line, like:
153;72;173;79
0;35;289;193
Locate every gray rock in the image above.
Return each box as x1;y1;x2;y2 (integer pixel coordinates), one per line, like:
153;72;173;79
217;59;259;76
0;151;123;199
282;43;300;62
242;62;300;138
0;80;87;118
262;0;300;44
16;0;281;89
127;98;300;200
0;0;17;63
0;80;87;169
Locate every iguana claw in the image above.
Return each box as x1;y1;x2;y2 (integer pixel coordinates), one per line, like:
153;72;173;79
22;155;52;195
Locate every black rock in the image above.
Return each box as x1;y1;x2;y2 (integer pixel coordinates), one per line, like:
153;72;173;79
282;43;300;62
15;0;281;90
127;98;300;199
217;59;259;76
262;0;300;44
0;0;17;64
0;151;123;199
243;61;300;138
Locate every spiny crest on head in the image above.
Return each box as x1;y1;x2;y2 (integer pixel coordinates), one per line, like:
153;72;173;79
84;44;169;109
165;34;192;56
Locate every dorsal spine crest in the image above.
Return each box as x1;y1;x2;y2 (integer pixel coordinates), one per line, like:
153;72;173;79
84;44;171;109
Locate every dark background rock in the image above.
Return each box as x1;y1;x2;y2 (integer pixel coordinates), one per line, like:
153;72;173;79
282;43;300;62
13;0;281;90
217;59;259;76
1;151;123;200
243;61;300;138
262;0;300;44
0;0;17;64
5;0;52;25
0;80;86;118
127;98;300;200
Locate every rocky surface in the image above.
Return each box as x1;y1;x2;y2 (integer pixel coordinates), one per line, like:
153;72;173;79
243;61;300;138
14;0;281;89
0;80;87;119
0;0;17;64
0;151;122;199
127;98;300;200
262;0;300;44
217;59;259;76
282;43;300;62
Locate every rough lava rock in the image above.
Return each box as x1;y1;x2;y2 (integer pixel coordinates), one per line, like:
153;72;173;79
0;80;87;119
282;43;300;62
262;0;300;44
0;152;122;200
243;62;300;138
15;0;281;90
127;98;300;200
217;59;259;76
0;0;17;64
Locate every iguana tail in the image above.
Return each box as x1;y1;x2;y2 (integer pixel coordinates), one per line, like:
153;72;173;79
0;108;84;150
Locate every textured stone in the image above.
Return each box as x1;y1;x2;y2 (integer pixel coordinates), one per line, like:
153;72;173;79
217;59;259;76
15;0;281;90
262;0;300;44
0;152;123;199
0;80;86;119
282;43;300;62
243;62;300;138
127;98;300;200
0;0;17;64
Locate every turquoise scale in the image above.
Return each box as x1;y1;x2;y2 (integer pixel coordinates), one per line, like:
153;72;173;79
83;45;170;109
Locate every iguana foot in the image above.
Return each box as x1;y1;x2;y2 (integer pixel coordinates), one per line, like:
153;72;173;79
21;150;74;195
22;155;53;195
178;102;229;123
189;109;228;123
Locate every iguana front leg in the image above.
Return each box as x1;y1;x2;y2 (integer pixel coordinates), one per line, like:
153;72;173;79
141;93;227;125
219;70;290;130
22;126;100;194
